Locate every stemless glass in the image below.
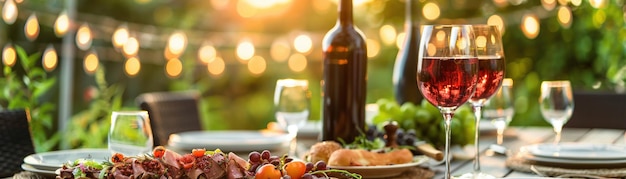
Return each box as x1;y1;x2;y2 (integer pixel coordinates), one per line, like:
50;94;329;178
484;78;514;145
464;25;505;178
274;79;310;157
108;111;153;156
539;80;574;144
417;25;478;179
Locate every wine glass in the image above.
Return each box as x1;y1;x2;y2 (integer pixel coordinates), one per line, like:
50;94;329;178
463;25;505;178
417;25;478;179
539;80;574;144
274;79;310;157
484;78;514;145
108;111;153;156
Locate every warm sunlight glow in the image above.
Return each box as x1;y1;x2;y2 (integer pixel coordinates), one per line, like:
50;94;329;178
76;24;93;50
366;39;380;58
492;0;508;7
379;25;397;45
42;45;58;71
198;42;217;64
293;34;313;54
248;56;266;75
237;0;258;18
112;24;129;49
487;15;506;34
558;6;573;28
2;0;17;25
123;37;139;57
395;32;406;49
522;14;540;39
54;11;70;37
166;58;183;78
207;56;225;76
422;2;440;21
542;0;557;11
2;44;16;67
288;53;307;72
24;14;40;41
236;40;255;61
270;39;291;62
84;50;99;74
210;0;230;10
125;57;141;77
167;31;187;57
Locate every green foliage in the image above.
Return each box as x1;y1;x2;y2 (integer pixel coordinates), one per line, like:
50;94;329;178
0;46;59;152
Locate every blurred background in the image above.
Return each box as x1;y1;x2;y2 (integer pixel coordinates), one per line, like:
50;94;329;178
0;0;625;151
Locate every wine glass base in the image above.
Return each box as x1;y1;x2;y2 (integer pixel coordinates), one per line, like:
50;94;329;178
454;172;497;179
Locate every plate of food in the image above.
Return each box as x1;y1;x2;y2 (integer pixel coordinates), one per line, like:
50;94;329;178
23;148;111;171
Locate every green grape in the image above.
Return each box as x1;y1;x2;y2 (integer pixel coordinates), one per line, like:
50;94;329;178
421;99;440;115
372;114;391;126
450;119;462;136
400;102;417;120
401;119;416;131
414;108;433;125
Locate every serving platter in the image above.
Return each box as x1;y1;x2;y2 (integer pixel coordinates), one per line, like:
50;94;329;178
23;148;111;171
328;155;429;178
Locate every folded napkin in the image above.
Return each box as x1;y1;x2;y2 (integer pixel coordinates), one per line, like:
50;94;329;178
506;154;626;178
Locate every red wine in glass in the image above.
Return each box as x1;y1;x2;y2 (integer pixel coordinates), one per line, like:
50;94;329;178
469;56;505;103
418;57;479;108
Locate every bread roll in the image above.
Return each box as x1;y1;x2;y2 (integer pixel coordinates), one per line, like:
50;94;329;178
327;148;413;166
307;141;343;163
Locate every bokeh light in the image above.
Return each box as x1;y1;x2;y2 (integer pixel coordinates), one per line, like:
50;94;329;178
83;50;99;74
590;0;607;8
198;42;217;63
76;24;93;51
487;15;506;34
521;14;540;39
125;57;141;77
236;40;255;61
270;39;291;62
366;39;380;58
379;25;397;45
123;36;139;57
207;56;225;76
247;56;266;75
476;35;487;48
557;6;573;28
166;58;183;78
2;44;16;67
557;0;569;5
288;53;307;72
167;31;188;57
492;0;508;7
237;0;258;18
24;14;40;41
396;32;406;49
571;0;582;6
42;45;58;71
112;24;129;49
2;0;17;25
210;0;230;10
293;34;313;54
422;2;440;21
54;11;70;37
542;0;557;11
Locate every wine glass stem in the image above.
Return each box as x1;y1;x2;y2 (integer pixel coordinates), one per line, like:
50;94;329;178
472;105;482;174
443;112;453;179
287;125;299;157
497;128;504;145
554;130;562;144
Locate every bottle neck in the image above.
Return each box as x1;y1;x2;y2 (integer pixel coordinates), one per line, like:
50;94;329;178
338;0;353;26
405;0;417;26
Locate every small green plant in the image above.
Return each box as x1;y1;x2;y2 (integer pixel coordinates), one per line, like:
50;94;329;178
0;45;59;152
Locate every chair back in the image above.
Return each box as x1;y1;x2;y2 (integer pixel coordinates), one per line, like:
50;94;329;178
136;91;203;146
0;109;35;177
565;92;626;129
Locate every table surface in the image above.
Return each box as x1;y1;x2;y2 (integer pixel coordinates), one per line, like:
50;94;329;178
11;127;626;179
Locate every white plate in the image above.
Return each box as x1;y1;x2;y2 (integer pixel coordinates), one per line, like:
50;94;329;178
521;143;626;160
21;163;58;177
168;130;291;152
23;148;111;171
519;151;626;166
274;121;321;138
328;155;429;178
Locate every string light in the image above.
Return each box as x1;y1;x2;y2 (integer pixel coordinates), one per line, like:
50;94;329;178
557;6;573;28
76;24;93;51
366;38;380;58
237;0;258;18
54;10;70;37
422;2;440;21
522;13;540;39
379;25;396;45
542;0;557;11
207;56;225;76
247;55;266;75
236;40;255;61
2;43;16;67
123;36;139;57
165;58;183;78
83;50;99;74
396;32;405;49
270;39;291;62
166;31;187;58
571;0;582;6
42;45;58;71
590;0;607;8
488;15;506;34
125;57;141;77
2;0;18;25
293;34;312;54
287;53;307;72
24;13;40;41
112;24;129;49
198;42;217;63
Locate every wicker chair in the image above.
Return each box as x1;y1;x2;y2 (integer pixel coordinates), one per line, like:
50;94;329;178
0;109;35;177
135;91;203;146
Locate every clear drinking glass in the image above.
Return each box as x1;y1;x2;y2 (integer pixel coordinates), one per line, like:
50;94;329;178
108;111;153;156
539;80;574;144
484;78;514;145
417;25;478;179
274;79;310;157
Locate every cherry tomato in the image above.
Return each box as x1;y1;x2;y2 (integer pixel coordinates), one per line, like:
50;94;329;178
111;153;124;163
192;148;206;157
179;154;196;169
255;164;282;179
283;161;306;179
153;146;166;158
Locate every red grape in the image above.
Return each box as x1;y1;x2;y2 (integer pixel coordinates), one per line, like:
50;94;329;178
261;150;271;160
249;151;261;163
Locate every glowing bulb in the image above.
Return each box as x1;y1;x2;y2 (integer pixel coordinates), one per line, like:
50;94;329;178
247;56;266;75
590;0;607;8
24;14;40;41
379;25;397;45
542;0;557;11
571;0;582;6
2;0;18;25
288;53;307;72
422;2;440;21
123;36;139;57
210;0;229;10
167;31;187;57
487;15;506;34
521;14;540;39
42;45;58;71
293;34;312;54
112;24;129;49
165;58;183;78
558;6;572;28
84;50;99;74
395;32;406;49
2;44;16;67
476;36;487;48
207;56;225;76
237;0;258;18
54;11;70;37
76;24;93;51
198;42;217;63
366;39;380;58
270;39;291;62
236;40;255;61
125;57;141;77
